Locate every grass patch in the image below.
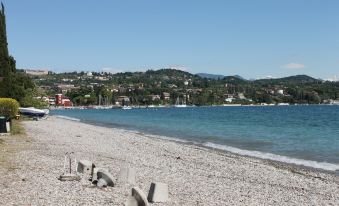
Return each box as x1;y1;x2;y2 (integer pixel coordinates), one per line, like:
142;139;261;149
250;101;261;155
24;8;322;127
0;120;30;170
10;119;25;135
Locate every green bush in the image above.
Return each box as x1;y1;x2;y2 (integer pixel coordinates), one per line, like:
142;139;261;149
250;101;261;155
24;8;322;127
0;98;19;118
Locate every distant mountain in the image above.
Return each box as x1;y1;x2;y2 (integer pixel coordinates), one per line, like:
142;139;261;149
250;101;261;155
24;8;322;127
255;75;319;84
196;73;225;79
234;75;246;80
223;75;248;84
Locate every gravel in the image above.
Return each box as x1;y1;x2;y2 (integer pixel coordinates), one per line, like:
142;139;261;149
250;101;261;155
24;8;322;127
0;116;338;205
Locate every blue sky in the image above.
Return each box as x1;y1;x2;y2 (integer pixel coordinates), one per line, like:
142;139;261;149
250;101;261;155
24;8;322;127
2;0;339;79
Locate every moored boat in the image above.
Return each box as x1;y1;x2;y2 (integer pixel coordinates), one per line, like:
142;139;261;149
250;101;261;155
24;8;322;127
19;107;49;117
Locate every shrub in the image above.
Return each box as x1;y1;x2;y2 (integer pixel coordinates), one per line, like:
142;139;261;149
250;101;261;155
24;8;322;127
0;98;19;118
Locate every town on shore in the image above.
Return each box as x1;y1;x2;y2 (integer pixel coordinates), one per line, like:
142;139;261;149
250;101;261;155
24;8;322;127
21;68;339;109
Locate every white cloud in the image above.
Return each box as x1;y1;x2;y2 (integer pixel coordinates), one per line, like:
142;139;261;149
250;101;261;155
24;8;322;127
281;63;306;69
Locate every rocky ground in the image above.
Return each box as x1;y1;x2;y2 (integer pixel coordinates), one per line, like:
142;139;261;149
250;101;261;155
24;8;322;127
0;116;338;205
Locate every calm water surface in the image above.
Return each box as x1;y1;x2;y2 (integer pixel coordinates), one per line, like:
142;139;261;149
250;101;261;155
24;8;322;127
51;105;339;170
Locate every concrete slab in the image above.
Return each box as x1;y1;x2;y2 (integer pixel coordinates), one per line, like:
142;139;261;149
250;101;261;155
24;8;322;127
147;182;169;203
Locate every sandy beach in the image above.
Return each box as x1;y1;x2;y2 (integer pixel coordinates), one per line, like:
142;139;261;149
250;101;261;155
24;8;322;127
0;116;338;205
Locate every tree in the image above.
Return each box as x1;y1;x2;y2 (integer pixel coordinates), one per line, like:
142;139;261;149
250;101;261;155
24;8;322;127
0;3;11;77
0;4;35;106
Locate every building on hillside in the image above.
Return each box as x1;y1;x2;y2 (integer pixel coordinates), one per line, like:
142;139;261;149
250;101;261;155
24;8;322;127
149;95;161;101
116;96;130;106
95;76;108;81
236;93;246;99
55;94;73;107
56;84;79;93
276;89;284;95
48;96;56;106
24;69;49;76
162;92;171;100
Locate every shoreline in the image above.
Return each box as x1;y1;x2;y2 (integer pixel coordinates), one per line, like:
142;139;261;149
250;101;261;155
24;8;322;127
1;116;338;205
56;114;339;174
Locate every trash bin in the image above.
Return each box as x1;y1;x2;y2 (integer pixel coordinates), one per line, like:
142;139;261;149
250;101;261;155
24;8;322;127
0;116;7;133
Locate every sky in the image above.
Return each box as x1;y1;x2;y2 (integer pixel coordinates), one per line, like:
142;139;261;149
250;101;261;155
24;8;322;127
2;0;339;79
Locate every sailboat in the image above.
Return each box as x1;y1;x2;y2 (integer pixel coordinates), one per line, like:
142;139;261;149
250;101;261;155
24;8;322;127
174;97;187;108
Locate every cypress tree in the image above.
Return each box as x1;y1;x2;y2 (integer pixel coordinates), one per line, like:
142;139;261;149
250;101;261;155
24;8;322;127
0;3;34;104
0;3;12;77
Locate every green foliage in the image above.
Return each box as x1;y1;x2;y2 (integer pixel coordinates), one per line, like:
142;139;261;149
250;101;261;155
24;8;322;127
0;4;36;106
20;89;48;109
0;98;19;118
32;68;339;106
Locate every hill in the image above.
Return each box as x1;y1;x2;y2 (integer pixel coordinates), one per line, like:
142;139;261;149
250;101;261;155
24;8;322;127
255;75;319;85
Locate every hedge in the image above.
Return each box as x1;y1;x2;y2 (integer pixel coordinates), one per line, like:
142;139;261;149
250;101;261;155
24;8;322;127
0;98;19;118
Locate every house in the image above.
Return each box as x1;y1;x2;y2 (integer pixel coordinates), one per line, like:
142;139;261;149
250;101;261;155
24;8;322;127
95;76;108;81
55;94;73;107
56;84;79;93
236;93;246;99
149;95;161;101
276;89;284;95
116;96;130;106
162;92;171;100
25;69;49;76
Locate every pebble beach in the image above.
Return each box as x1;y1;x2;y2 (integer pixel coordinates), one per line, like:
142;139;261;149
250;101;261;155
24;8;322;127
0;116;338;205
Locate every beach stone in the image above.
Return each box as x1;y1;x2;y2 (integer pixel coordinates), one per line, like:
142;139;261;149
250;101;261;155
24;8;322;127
76;160;94;174
118;167;136;185
131;187;149;206
96;170;115;187
147;182;169;203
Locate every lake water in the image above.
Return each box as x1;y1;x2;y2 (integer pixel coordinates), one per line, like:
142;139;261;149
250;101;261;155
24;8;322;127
51;105;339;171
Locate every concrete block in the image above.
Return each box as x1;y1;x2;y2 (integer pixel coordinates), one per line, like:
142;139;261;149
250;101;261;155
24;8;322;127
76;160;94;174
118;167;136;184
130;187;149;206
58;173;81;181
147;182;169;203
124;196;138;206
92;167;108;182
96;170;114;187
5;122;10;133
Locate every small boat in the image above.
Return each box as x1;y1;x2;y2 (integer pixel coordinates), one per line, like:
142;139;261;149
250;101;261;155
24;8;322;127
174;97;187;108
122;106;132;110
19;107;49;117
